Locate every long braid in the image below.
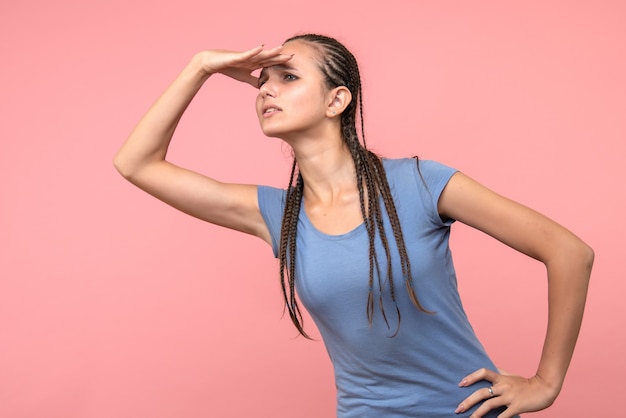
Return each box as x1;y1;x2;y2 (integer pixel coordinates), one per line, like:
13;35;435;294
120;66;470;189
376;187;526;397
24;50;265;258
278;160;310;338
278;34;430;338
370;153;432;313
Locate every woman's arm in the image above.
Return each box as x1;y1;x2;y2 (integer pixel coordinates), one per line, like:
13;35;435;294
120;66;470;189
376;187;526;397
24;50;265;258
113;46;291;243
438;172;593;418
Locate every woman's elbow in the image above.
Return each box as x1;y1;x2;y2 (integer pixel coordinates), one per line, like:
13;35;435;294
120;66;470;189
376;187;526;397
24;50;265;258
112;151;142;181
545;234;594;280
565;237;594;278
112;153;131;179
580;241;595;273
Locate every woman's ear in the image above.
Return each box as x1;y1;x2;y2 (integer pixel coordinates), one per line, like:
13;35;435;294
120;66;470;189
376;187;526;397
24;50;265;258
326;86;352;117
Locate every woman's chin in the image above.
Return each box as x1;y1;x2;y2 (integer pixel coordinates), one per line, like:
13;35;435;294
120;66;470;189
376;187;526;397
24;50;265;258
260;125;286;140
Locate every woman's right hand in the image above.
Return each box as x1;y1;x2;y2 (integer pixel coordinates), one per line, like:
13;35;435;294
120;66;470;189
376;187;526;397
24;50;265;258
193;45;293;87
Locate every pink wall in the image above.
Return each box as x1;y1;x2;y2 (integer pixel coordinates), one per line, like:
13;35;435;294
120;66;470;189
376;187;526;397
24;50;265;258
1;1;623;416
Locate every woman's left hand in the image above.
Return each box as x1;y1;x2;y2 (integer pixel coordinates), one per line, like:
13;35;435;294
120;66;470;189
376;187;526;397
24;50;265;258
455;368;559;417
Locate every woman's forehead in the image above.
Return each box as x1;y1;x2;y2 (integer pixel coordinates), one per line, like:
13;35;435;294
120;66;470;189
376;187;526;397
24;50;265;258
282;40;320;65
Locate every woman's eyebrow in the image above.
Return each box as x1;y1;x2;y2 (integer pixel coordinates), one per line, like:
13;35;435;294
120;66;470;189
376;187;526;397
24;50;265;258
273;63;297;72
259;63;298;79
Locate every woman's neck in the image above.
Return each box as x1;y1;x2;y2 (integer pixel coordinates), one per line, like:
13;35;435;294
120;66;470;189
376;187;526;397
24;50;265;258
290;133;357;204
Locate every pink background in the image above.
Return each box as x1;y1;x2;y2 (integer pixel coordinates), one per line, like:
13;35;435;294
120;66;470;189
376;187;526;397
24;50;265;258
1;1;623;417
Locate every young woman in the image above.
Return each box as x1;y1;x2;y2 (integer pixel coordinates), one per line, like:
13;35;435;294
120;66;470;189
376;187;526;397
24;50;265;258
114;34;593;417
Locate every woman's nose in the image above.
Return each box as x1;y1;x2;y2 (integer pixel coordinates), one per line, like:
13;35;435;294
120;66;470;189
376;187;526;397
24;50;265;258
259;80;276;98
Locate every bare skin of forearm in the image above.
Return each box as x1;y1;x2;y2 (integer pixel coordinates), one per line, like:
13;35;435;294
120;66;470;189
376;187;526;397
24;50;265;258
113;56;209;178
536;243;593;397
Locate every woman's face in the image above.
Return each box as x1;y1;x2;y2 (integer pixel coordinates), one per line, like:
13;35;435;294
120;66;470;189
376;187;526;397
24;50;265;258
256;41;332;140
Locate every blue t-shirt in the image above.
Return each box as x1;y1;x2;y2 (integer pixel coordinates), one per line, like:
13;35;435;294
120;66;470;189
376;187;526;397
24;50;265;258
258;158;512;417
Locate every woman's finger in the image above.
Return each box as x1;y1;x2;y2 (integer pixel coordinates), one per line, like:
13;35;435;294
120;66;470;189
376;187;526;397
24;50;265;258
458;368;500;387
237;45;285;66
455;385;502;415
464;396;509;418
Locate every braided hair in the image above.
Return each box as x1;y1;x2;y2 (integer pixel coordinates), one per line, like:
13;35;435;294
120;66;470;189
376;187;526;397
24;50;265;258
278;34;429;338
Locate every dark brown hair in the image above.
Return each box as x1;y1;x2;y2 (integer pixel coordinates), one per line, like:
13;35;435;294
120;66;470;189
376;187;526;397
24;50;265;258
279;34;428;338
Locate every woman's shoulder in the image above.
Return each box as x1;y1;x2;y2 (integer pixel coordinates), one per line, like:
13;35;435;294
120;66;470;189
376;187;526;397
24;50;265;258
382;157;456;178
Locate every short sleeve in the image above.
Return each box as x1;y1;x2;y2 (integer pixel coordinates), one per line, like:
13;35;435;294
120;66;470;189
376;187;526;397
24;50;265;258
257;185;286;258
411;159;458;227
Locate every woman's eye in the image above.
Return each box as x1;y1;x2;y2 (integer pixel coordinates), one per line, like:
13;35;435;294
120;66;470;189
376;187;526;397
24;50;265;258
284;74;297;81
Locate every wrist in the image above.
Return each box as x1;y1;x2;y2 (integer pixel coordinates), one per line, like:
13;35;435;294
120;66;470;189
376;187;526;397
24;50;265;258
188;52;215;80
533;372;563;400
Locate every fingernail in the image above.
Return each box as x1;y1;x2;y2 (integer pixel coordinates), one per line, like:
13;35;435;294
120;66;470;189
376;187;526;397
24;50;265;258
458;379;467;387
455;403;464;413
